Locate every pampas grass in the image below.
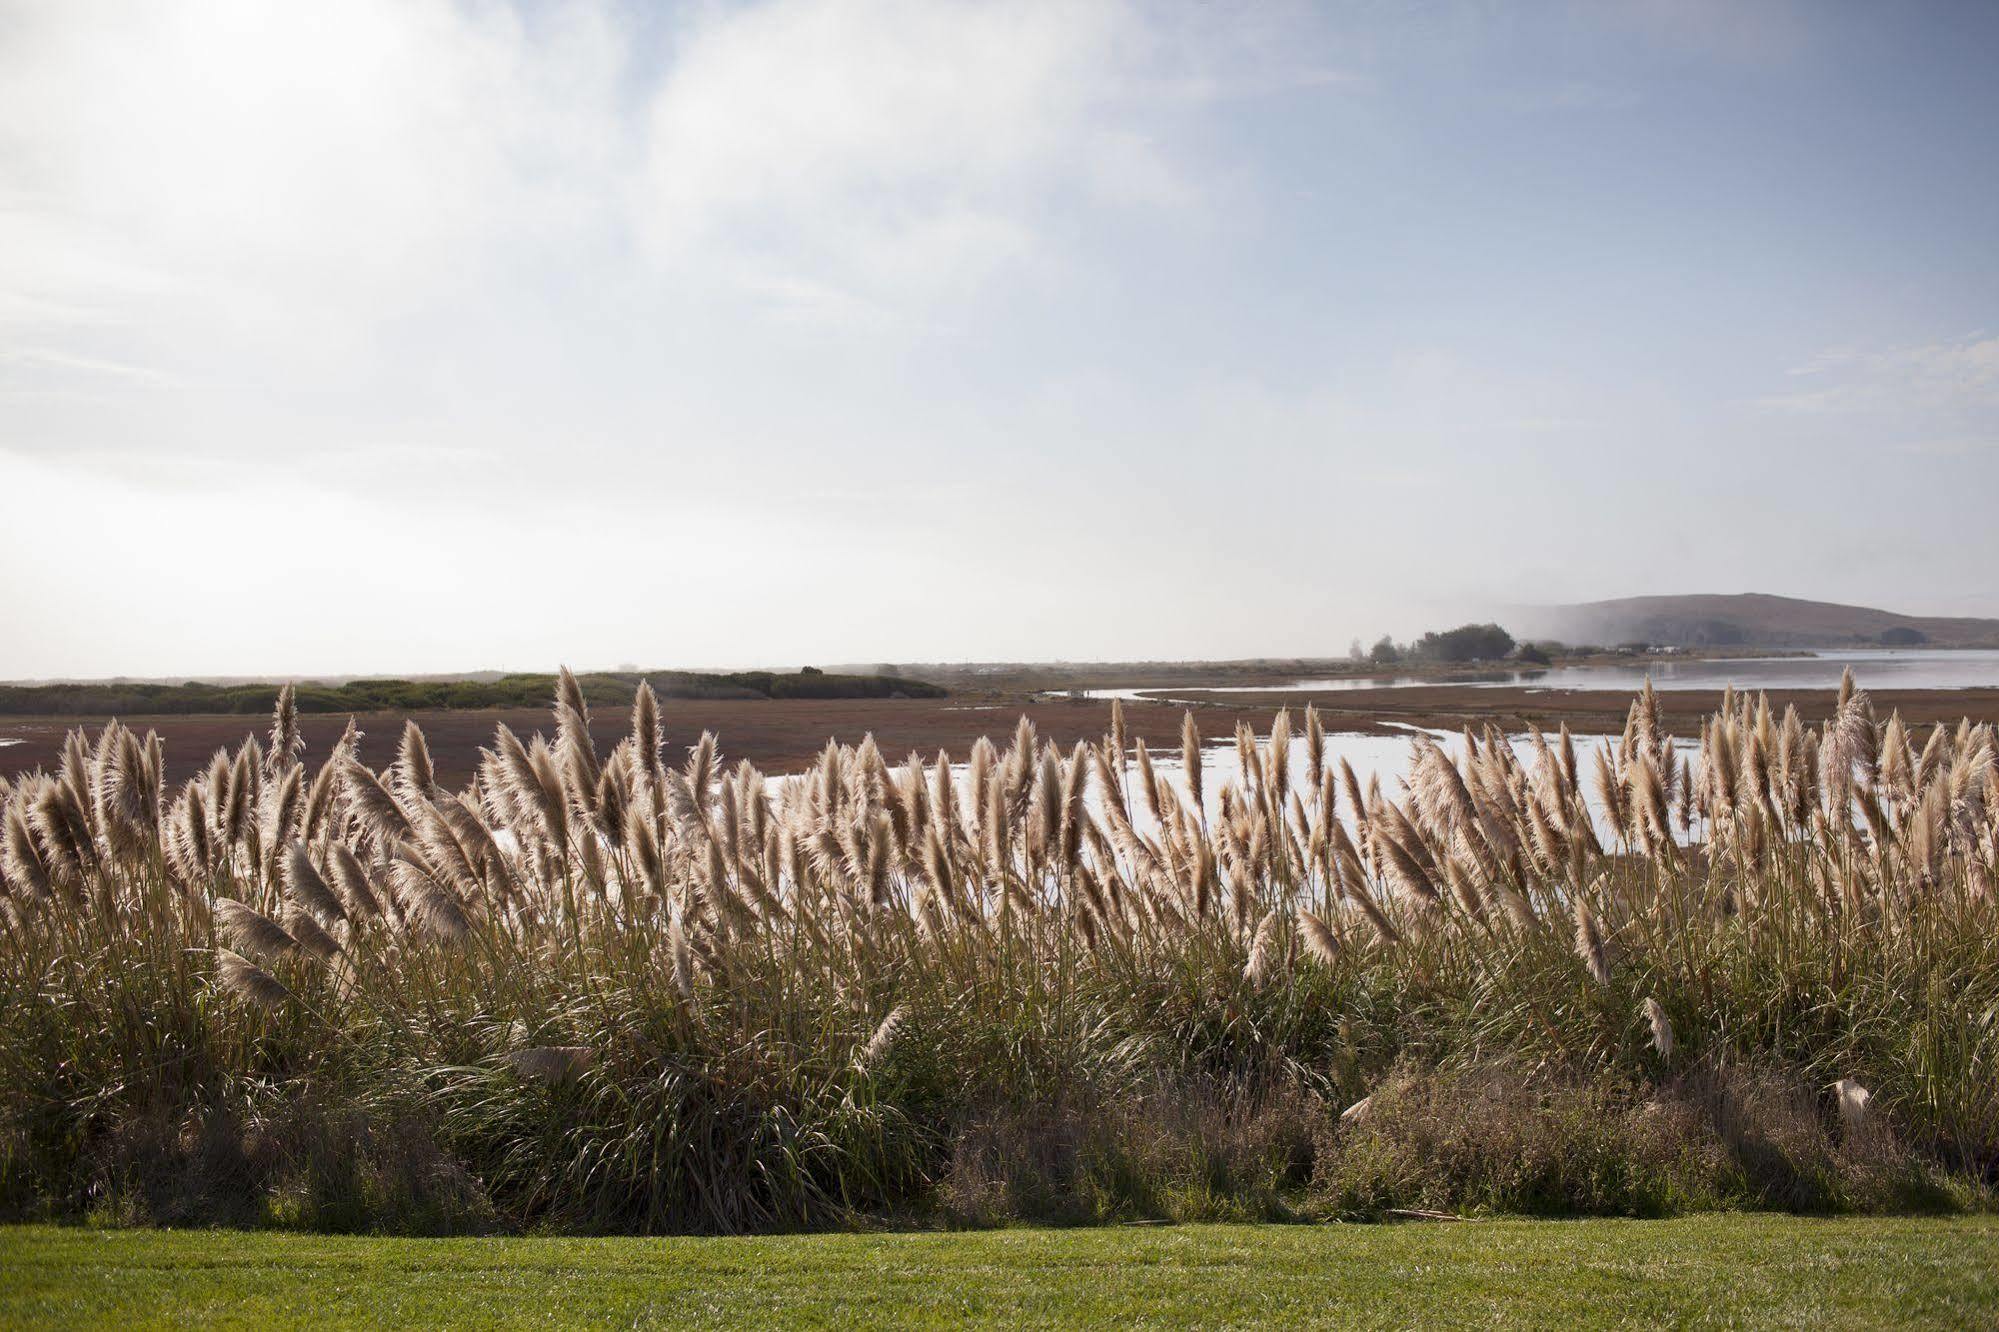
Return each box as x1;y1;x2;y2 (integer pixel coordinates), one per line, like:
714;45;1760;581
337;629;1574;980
214;947;290;1011
858;1005;908;1071
214;898;299;961
1643;997;1675;1061
1296;909;1340;964
1573;892;1611;986
2;673;1996;1232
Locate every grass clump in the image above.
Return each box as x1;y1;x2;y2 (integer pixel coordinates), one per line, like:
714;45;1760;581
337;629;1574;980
0;672;1995;1231
1314;1057;1971;1219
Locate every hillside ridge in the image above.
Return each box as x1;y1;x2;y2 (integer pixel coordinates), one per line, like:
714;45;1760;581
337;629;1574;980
1514;593;1999;649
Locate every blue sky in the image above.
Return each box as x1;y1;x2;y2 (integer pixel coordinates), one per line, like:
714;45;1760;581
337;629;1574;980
3;0;1996;677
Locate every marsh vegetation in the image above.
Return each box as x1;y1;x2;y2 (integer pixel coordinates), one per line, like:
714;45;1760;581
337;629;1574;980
1;672;1993;1231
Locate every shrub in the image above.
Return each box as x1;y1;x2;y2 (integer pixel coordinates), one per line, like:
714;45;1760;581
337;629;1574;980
1313;1059;1974;1219
1410;623;1516;664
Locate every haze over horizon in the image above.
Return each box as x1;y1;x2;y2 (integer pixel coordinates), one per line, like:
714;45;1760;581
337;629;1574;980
5;1;1997;679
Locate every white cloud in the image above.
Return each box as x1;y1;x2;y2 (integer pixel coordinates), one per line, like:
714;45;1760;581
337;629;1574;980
0;0;1198;430
0;0;1287;675
0;0;631;414
636;0;1179;315
6;0;1989;677
1759;333;1999;416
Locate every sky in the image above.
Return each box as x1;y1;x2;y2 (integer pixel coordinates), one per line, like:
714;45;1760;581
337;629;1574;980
3;0;1997;680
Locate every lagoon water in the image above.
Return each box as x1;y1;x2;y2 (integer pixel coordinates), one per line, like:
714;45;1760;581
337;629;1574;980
774;724;1698;849
1116;727;1695;845
1076;649;1999;703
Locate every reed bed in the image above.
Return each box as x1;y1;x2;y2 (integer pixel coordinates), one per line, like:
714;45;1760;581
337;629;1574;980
1;672;1994;1230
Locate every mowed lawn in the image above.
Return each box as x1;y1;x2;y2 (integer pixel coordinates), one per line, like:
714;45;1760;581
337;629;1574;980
1;1215;1995;1329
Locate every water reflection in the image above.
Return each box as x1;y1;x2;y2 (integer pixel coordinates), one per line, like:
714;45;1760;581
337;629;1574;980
1073;648;1999;702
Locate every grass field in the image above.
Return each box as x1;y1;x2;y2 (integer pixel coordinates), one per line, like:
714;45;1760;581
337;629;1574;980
2;1216;1995;1329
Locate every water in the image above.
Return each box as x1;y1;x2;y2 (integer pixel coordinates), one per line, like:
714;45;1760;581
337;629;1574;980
1117;727;1698;845
1070;649;1999;702
1074;675;1500;700
1489;648;1999;693
774;726;1697;847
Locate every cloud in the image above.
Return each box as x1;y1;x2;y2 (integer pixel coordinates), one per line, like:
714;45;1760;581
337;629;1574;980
1759;333;1999;416
0;0;1317;674
8;0;1987;676
636;0;1181;316
0;347;182;389
0;0;632;424
0;0;1210;451
0;0;1186;347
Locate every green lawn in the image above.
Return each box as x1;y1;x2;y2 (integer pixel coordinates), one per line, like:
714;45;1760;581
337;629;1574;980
1;1216;1994;1329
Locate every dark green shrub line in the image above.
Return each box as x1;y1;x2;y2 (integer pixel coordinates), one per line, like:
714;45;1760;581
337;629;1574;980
0;668;944;717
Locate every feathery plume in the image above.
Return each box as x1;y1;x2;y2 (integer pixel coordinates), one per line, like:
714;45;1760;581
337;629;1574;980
284;841;347;925
1243;910;1278;989
857;1004;908;1071
214;898;300;961
2;803;53;900
631;680;664;785
267;683;302;772
1181;712;1204;822
1296;908;1341;964
389;858;470;941
325;842;384;921
341;759;412;846
1642;996;1674;1060
1573;888;1611;985
285;905;342;961
396;720;435;798
215;948;290;1011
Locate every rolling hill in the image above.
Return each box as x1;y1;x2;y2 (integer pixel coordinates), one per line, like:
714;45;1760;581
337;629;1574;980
1513;593;1999;650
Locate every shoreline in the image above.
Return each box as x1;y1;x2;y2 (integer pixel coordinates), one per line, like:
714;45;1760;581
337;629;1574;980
6;680;1998;791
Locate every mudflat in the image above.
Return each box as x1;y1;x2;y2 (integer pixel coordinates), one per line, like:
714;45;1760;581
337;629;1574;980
0;696;1268;790
6;683;1998;790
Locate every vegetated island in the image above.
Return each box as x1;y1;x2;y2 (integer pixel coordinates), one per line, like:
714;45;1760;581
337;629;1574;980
858;624;1725;697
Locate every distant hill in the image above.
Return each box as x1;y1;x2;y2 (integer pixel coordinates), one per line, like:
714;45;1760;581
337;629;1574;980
1513;594;1999;650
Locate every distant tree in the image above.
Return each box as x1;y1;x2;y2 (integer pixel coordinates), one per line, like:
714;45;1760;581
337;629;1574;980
1369;635;1401;665
1879;626;1927;646
876;663;904;677
1514;642;1551;666
1410;622;1516;664
800;666;824;676
1348;638;1365;662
